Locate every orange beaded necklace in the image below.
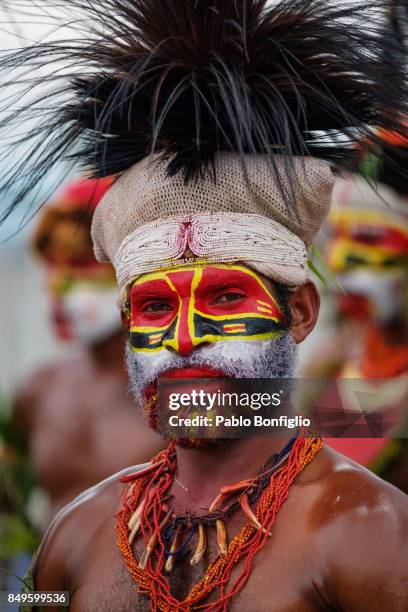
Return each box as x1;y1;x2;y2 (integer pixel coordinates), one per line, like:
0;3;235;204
116;435;323;611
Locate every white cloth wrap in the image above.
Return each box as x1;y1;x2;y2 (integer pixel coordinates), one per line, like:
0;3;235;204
115;212;308;304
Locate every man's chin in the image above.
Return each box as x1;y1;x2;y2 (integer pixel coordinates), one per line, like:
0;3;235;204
173;437;222;449
143;366;231;434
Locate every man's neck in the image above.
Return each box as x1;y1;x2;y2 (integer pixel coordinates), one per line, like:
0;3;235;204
172;435;293;511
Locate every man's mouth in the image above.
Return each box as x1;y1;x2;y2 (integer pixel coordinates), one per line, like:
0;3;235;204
142;366;227;433
159;366;227;380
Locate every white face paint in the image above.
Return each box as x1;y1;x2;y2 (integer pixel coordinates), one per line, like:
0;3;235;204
338;268;407;324
126;333;297;409
60;286;121;345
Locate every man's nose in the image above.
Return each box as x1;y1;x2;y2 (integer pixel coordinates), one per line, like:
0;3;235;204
161;295;212;356
162;335;209;357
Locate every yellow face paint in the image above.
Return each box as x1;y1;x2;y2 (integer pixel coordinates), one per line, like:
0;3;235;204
327;208;408;272
128;263;284;354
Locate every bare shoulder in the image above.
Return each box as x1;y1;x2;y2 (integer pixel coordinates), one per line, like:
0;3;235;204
312;445;408;525
13;365;61;432
309;446;408;611
15;357;86;408
14;356;91;424
32;463;148;590
15;365;58;406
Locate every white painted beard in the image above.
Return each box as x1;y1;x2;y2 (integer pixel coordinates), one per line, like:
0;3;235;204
126;333;297;409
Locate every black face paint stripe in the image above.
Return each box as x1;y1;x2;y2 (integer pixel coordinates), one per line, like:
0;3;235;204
130;319;177;350
194;313;284;338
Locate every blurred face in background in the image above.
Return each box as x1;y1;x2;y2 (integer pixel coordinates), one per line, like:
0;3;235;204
34;209;121;344
48;263;119;343
326;208;408;325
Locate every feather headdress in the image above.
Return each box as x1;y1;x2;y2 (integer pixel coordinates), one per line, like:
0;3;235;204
0;0;406;218
0;1;408;293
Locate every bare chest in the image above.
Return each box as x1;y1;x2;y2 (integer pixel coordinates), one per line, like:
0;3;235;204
68;520;333;612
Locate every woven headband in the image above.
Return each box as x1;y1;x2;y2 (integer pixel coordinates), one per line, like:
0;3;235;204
115;213;308;305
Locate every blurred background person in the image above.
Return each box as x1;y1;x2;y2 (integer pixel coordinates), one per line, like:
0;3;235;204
306;130;408;492
12;177;164;527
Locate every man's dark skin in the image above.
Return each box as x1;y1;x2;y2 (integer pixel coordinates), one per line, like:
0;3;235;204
15;330;164;519
31;277;408;610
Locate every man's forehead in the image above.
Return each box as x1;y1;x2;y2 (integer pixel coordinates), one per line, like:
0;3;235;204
131;263;276;293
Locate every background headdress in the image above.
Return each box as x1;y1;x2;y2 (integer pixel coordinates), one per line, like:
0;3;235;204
0;1;408;297
32;176;114;265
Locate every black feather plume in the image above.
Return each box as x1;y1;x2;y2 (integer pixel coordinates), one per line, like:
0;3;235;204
0;0;408;223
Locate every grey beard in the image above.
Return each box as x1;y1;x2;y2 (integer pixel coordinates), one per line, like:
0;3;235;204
126;333;297;409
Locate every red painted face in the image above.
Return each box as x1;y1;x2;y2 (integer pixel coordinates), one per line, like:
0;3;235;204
128;264;285;355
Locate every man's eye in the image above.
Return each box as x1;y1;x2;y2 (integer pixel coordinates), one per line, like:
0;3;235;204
212;292;245;304
143;302;173;313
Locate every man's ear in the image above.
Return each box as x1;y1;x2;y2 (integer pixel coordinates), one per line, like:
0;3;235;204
288;281;320;344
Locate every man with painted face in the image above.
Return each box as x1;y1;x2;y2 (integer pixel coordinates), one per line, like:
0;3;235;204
327;176;408;370
33;178;120;345
1;1;408;610
14;177;164;522
318;171;408;489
